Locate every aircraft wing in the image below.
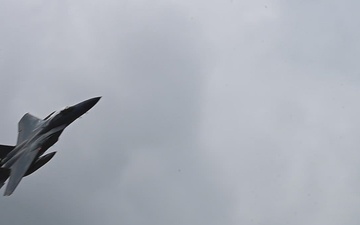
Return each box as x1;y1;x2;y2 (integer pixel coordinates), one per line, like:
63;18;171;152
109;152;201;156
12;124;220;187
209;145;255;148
17;113;44;144
3;147;38;196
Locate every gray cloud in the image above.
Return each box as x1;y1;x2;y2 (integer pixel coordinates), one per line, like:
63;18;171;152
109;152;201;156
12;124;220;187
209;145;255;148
1;0;360;225
0;1;230;225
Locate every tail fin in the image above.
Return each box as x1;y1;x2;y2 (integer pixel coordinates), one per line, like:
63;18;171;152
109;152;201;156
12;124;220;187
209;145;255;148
0;145;14;159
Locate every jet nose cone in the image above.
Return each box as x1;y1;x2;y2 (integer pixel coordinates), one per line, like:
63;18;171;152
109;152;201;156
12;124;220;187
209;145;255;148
89;96;101;106
74;96;101;114
83;96;101;110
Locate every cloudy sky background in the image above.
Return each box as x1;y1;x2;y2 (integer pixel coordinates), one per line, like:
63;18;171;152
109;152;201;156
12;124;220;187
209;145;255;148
1;0;360;224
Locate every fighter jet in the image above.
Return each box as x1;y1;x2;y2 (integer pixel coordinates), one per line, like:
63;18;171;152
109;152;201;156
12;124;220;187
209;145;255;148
0;97;101;196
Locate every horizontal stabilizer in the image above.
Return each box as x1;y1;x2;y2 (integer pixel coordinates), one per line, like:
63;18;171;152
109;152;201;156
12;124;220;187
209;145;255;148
0;168;10;189
4;147;38;196
0;145;14;159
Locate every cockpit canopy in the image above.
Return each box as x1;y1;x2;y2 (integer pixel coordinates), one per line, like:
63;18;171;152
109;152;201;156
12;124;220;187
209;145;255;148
43;107;74;121
43;111;55;120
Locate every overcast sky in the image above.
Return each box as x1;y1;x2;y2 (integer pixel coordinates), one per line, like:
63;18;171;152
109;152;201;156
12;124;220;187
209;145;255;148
1;0;360;224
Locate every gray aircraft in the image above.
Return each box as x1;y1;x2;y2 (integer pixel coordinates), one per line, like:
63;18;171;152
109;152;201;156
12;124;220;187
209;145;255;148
0;97;101;196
